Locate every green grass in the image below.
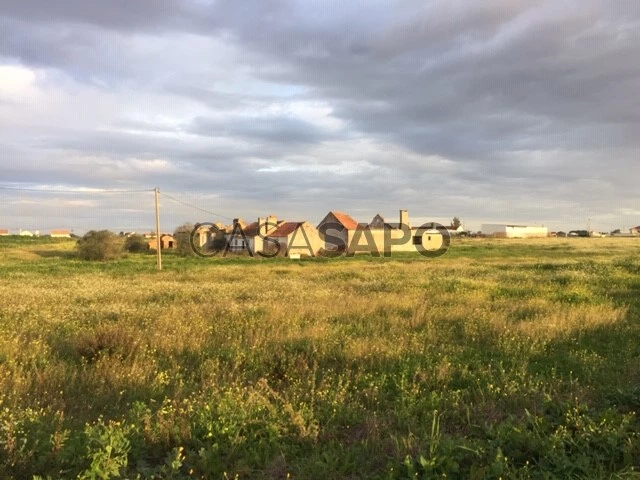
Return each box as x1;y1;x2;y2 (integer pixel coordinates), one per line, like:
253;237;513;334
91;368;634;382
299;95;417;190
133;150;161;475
1;237;640;478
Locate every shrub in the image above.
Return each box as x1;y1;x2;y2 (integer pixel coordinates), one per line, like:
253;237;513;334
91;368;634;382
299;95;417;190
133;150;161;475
124;234;149;254
173;223;195;257
76;230;124;261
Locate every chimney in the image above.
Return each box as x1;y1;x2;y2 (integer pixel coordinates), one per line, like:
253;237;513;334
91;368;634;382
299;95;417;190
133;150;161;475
258;217;267;237
399;209;410;228
266;215;278;234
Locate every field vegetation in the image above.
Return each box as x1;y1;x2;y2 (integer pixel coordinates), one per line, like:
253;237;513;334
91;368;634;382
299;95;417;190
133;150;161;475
0;236;639;478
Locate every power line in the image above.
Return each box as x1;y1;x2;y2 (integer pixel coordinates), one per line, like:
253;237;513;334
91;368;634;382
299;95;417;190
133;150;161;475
0;185;153;193
158;191;234;221
2;184;233;222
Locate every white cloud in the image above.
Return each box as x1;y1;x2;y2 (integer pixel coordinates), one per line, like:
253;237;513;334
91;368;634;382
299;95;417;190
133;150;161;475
0;64;39;99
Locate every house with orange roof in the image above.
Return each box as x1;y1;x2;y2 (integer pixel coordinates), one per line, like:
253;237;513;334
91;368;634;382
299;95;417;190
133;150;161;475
264;221;323;257
223;216;323;257
318;210;444;254
0;229;9;236
226;216;281;253
317;211;360;253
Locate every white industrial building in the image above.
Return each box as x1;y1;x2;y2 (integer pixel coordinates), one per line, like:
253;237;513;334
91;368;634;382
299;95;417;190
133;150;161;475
481;224;548;238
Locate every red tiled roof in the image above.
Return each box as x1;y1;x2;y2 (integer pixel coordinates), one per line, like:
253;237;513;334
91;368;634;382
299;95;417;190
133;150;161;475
51;229;71;234
330;211;359;230
269;222;303;237
0;229;8;234
242;222;259;236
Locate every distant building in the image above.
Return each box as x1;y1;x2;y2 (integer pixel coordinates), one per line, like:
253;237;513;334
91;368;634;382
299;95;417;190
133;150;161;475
630;226;640;235
148;234;175;250
317;211;360;252
318;210;444;254
265;221;323;257
50;229;72;238
19;229;34;237
194;223;227;248
0;229;8;236
481;224;548;238
226;216;280;253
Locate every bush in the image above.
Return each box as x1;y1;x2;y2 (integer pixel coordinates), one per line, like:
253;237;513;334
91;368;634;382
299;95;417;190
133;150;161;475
173;223;195;257
76;230;124;261
124;234;149;254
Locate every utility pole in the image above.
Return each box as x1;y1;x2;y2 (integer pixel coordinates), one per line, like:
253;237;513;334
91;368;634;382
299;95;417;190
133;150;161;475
154;187;162;271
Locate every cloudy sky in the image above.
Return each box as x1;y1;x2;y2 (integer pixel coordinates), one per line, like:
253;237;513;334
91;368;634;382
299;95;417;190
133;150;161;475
1;0;639;233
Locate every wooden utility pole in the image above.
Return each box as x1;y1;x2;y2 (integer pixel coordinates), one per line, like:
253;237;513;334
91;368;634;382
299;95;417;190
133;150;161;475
154;187;162;270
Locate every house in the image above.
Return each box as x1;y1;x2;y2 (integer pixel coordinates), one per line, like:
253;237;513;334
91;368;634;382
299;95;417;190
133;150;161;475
225;216;282;253
481;224;548;238
317;211;360;252
19;229;34;237
148;234;175;250
630;226;640;235
319;210;444;254
50;229;71;238
194;222;227;248
0;229;9;236
226;219;254;252
264;221;323;257
369;214;387;229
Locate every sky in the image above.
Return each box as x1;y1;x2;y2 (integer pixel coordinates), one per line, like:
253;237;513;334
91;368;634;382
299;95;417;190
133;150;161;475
1;0;639;233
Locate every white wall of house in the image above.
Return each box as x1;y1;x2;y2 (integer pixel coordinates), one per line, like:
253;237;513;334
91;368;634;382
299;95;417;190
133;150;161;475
225;234;254;252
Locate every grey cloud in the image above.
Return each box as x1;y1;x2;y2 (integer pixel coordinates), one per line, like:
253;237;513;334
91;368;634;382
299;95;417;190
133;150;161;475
1;0;640;232
189;114;337;145
0;0;196;33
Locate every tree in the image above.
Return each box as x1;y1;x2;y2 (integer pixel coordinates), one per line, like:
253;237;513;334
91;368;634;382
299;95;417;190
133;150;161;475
173;223;196;257
124;234;149;253
452;217;461;229
76;230;124;261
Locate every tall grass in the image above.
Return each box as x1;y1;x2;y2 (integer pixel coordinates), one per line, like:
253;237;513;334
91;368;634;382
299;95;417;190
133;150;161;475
0;237;639;478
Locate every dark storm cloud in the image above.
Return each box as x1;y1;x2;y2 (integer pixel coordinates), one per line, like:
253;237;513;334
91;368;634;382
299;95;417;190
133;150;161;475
1;0;639;231
214;0;640;160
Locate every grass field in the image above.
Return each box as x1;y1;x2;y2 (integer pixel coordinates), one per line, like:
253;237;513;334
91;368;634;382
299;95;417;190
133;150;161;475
1;236;640;479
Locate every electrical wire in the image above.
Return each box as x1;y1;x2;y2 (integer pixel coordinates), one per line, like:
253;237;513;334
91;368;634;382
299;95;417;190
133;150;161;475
0;185;153;193
158;192;234;220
